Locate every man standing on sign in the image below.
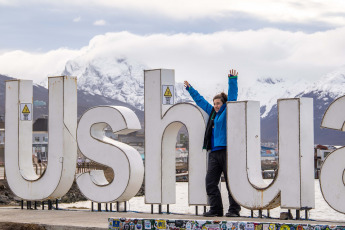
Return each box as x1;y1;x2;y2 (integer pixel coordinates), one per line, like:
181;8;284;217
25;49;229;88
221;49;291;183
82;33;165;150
184;69;241;217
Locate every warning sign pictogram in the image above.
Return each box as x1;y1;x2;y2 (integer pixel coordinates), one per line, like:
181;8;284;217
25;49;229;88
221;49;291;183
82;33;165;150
164;87;172;97
20;103;32;121
22;105;30;114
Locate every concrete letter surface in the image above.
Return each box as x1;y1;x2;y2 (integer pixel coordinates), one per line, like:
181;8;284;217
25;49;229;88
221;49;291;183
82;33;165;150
144;69;207;205
5;77;77;200
76;106;144;202
227;98;314;209
320;95;345;213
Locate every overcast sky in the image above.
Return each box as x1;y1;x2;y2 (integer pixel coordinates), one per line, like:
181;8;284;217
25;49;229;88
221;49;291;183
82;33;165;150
1;0;345;89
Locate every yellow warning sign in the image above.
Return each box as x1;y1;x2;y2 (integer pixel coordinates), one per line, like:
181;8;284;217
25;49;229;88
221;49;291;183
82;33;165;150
22;104;30;114
164;87;172;97
162;85;174;105
20;103;32;121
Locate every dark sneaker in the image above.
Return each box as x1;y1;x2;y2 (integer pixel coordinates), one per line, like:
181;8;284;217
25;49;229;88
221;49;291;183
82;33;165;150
225;211;240;217
203;210;223;217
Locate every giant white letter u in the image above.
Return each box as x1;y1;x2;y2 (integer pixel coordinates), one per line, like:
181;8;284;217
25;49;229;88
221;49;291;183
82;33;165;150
5;76;77;200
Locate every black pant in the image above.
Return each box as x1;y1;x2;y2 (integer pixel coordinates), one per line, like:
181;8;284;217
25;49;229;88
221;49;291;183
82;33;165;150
206;149;241;213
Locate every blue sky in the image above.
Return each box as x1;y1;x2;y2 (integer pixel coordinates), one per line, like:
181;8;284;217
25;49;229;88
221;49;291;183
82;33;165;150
1;0;345;88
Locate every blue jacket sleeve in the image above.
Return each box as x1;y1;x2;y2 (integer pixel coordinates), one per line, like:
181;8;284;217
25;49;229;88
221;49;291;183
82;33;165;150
187;86;213;115
228;76;238;101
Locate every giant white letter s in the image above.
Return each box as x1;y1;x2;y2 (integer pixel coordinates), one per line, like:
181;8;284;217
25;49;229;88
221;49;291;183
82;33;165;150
76;106;144;202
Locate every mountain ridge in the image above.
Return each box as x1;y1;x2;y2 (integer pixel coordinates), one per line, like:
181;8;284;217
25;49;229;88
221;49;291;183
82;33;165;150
0;74;144;124
2;60;345;145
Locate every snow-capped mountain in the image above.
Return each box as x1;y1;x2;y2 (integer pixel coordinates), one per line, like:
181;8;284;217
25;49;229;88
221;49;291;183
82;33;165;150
239;77;310;117
300;66;345;99
61;53;319;116
62;56;193;110
232;66;345;119
257;67;345;145
3;52;345;145
62;56;146;110
48;55;345;144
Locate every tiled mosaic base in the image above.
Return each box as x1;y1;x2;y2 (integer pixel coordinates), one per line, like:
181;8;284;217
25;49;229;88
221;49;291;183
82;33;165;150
108;218;345;230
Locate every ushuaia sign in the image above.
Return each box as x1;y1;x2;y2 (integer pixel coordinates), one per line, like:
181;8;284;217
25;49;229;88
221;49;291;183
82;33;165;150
4;69;345;215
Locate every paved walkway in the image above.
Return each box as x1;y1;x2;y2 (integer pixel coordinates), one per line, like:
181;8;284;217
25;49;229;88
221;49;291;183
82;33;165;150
0;207;345;229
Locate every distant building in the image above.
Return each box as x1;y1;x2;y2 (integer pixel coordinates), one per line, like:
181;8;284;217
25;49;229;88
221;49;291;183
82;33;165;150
261;142;277;148
33;100;46;107
117;129;144;147
314;144;336;179
176;148;188;163
0;115;4;144
261;145;278;178
33;116;48;162
261;146;277;161
0;115;4;163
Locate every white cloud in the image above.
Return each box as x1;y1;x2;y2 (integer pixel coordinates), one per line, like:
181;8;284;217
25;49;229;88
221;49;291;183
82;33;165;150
2;0;345;27
93;20;106;26
73;17;81;22
0;48;80;81
0;0;16;5
1;28;345;91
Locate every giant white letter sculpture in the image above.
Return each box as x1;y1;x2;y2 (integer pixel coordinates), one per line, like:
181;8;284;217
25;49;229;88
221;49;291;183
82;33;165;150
227;99;315;209
145;69;208;205
320;95;345;213
5;76;77;200
76;106;144;202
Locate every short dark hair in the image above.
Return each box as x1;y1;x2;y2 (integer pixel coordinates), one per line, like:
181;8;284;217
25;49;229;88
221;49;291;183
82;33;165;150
213;92;227;104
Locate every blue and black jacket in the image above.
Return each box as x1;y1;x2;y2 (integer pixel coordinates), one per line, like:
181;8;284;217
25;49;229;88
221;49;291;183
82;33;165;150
186;76;238;151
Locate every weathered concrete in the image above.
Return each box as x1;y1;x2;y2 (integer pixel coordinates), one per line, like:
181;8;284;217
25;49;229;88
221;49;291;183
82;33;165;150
0;207;344;229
